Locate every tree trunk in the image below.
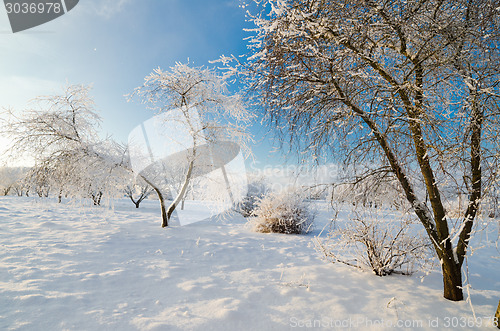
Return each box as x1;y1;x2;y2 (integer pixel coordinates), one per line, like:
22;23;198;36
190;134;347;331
441;256;464;301
135;202;140;208
92;192;102;206
167;160;194;222
140;175;168;227
128;195;137;208
495;300;500;329
158;191;168;227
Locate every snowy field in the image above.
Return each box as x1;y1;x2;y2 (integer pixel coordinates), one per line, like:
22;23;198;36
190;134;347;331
1;196;499;330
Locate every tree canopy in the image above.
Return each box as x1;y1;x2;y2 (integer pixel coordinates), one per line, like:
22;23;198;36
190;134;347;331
232;0;500;301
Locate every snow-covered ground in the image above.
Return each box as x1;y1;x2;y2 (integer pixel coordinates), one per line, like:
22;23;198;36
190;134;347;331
1;196;499;330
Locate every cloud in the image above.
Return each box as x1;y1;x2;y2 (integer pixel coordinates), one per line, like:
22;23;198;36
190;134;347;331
82;0;133;19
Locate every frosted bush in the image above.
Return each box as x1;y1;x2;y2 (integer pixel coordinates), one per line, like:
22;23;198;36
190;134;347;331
251;189;314;234
315;212;435;276
238;194;262;217
236;176;269;217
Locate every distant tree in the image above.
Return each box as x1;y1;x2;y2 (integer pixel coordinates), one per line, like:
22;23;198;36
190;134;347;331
234;0;500;301
235;174;269;217
24;165;52;197
124;177;153;208
0;167;25;196
332;165;407;209
131;63;252;227
11;178;27;197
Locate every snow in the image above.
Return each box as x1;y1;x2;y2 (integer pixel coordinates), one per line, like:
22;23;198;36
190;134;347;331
1;197;499;330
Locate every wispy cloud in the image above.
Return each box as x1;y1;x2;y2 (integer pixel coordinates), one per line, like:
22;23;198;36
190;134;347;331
83;0;133;19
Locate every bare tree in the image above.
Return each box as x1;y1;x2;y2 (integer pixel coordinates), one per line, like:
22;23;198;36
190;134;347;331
232;0;500;301
124;177;153;208
130;63;252;227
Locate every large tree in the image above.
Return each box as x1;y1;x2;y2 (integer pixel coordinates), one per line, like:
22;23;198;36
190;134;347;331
131;63;252;227
234;0;500;301
1;85;126;202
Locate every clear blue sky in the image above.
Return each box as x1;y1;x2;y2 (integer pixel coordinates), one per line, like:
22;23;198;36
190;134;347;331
0;0;285;168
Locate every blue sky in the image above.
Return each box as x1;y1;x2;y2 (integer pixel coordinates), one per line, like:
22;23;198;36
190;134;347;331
0;0;284;168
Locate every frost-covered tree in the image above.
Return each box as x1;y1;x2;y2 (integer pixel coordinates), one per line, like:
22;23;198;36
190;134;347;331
1;85;126;203
232;0;500;301
131;63;252;227
0;167;25;196
2;85;101;159
332;165;407;209
24;164;52;197
70;145;129;205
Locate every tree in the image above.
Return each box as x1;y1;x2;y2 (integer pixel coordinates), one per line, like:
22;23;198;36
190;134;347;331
71;145;129;205
24;164;52;197
2;85;101;159
130;63;252;227
234;0;500;301
0;167;25;196
124;177;153;208
1;84;126;203
332;164;407;209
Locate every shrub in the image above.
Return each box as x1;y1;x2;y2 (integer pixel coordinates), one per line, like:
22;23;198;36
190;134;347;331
236;176;269;217
314;211;434;276
251;189;314;234
238;193;262;217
